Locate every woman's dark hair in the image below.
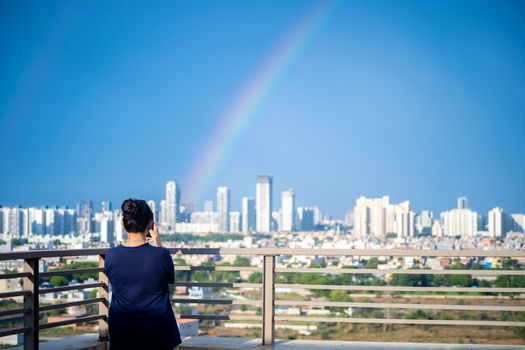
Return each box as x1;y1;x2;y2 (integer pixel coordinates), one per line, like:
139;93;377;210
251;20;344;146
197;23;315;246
121;198;153;233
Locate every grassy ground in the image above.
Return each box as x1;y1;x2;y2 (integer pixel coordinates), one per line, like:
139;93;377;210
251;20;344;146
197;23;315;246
211;323;525;345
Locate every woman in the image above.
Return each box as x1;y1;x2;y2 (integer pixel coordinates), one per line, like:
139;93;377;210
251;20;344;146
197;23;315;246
105;198;182;350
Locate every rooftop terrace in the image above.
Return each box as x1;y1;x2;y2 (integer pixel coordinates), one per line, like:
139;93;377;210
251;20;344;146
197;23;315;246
1;247;525;349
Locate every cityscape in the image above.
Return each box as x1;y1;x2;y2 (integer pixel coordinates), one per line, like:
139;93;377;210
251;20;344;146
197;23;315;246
1;177;525;347
1;177;524;249
1;0;525;348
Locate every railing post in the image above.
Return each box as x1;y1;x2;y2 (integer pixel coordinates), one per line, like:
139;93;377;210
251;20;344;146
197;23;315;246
98;255;109;341
262;255;275;345
23;258;39;350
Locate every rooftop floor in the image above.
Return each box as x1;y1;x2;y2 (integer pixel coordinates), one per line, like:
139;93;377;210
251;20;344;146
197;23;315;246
6;335;525;350
180;337;525;350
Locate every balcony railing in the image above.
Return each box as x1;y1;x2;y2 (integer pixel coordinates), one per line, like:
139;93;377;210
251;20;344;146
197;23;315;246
1;247;525;349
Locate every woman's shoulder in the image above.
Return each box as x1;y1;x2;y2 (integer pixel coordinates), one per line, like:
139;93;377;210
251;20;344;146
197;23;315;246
145;244;171;256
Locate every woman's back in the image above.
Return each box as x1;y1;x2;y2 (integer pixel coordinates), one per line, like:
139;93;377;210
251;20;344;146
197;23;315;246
105;243;181;350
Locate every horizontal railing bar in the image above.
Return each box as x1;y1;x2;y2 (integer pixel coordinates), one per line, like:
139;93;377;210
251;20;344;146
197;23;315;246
40;298;106;312
0;326;31;337
173;282;261;288
275;300;525;312
172;298;261;306
0;290;30;298
276;267;525;276
168;248;525;257
0;248;107;261
274;316;525;327
40;268;104;278
0;272;31;280
2;248;525;261
177;314;262;321
275;284;525;293
175;266;262;272
0;307;30;317
39;315;105;330
39;282;104;294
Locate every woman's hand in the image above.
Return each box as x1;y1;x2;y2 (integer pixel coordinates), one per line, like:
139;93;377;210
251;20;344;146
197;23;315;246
149;222;162;247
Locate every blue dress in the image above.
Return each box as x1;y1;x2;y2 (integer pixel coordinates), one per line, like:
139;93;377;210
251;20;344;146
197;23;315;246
105;243;182;350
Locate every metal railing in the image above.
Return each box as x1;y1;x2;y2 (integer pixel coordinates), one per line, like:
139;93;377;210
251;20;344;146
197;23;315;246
1;247;525;349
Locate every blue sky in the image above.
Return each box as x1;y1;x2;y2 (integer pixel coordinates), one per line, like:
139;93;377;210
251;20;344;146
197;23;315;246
1;0;524;217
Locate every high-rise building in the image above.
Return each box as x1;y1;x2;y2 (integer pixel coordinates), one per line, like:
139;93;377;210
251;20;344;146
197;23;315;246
272;210;282;231
281;189;295;232
217;186;230;233
432;220;443;237
457;197;469;210
313;206;324;226
230;212;241;233
488;207;504;238
99;211;115;244
416;210;434;234
1;207;26;239
511;214;525;233
29;208;46;235
101;201;112;212
114;210;125;242
147;200;156;222
0;207;4;235
175;211;219;233
353;196;415;239
204;200;214;213
180;202;196;222
165;181;180;228
297;207;315;231
440;208;478;237
78;200;94;233
256;175;273;232
241;197;256;233
159;200;167;226
45;208;55;234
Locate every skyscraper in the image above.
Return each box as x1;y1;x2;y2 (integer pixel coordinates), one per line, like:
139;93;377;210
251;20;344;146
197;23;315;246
101;201;112;212
256;175;273;232
241;197;256;233
217;186;230;233
297;207;315;231
78;200;93;233
147;200;156;222
229;212;241;233
488;207;504;238
353;196;415;239
440;208;478;237
159;200;167;226
165;181;180;228
281;189;295;232
204;200;214;213
457;197;469;210
416;210;434;234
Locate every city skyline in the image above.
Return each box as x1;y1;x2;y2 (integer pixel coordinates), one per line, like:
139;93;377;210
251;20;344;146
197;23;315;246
1;1;525;217
0;174;523;219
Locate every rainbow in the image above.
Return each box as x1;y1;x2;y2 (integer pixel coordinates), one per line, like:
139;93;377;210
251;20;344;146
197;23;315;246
183;0;341;203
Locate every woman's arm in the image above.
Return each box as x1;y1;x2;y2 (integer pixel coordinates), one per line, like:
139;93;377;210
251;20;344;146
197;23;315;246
149;222;162;247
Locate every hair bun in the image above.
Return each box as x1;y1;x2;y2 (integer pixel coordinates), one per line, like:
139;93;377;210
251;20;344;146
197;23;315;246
120;198;154;233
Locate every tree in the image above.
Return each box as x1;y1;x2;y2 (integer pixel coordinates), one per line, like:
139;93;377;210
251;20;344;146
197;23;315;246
390;274;430;287
234;256;251;267
328;290;352;302
50;276;68;287
495;275;525;288
248;272;262;283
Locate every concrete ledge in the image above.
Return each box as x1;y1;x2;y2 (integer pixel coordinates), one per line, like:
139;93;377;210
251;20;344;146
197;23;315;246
7;334;107;350
6;335;524;350
179;337;525;350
